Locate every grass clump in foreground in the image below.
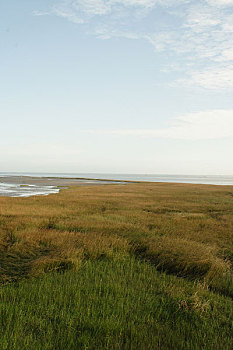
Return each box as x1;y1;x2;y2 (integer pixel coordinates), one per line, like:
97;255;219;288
1;258;232;350
0;182;233;348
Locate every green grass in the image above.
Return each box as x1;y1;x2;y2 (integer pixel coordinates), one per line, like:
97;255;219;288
1;257;232;350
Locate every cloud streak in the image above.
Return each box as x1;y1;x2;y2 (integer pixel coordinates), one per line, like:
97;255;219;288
145;3;233;89
84;110;233;140
206;0;233;7
35;0;233;90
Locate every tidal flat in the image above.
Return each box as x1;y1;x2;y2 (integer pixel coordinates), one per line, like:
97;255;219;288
0;182;232;349
0;176;124;197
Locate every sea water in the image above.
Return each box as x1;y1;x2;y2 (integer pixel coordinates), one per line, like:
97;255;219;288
0;182;59;197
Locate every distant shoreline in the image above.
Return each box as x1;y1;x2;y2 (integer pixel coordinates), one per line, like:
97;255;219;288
1;175;233;186
1;173;233;186
0;176;127;187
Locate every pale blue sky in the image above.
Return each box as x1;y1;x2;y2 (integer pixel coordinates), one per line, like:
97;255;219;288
1;0;233;174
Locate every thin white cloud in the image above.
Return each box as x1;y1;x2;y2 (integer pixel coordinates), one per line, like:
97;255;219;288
85;110;233;140
52;0;151;23
35;0;233;90
51;0;188;22
183;66;233;89
206;0;233;7
145;2;233;89
53;6;85;24
184;5;221;31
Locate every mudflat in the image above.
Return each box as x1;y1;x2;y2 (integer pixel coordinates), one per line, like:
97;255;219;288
0;176;124;186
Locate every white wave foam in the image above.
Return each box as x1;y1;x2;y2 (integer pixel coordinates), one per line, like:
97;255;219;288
0;183;60;197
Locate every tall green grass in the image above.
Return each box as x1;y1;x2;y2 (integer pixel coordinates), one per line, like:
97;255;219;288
1;257;232;350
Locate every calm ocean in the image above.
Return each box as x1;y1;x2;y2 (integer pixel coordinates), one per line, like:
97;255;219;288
1;173;233;184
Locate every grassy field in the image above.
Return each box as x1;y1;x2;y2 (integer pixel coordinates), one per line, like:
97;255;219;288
0;182;233;349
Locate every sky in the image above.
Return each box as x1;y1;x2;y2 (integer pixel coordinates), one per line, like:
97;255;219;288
1;0;233;174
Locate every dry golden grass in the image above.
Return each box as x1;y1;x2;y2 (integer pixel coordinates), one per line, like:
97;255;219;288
0;182;232;295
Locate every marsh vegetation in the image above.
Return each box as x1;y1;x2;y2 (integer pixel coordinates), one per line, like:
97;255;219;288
0;183;232;349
